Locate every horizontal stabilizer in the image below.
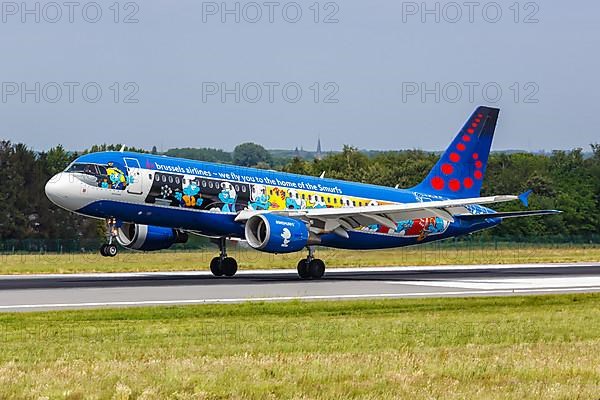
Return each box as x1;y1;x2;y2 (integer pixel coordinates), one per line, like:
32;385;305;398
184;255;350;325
455;210;561;221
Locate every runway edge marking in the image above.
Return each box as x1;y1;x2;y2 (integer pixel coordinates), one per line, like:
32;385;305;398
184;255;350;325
0;262;598;281
1;287;600;311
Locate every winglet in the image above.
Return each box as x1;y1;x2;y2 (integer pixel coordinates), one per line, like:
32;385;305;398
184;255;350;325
518;190;533;208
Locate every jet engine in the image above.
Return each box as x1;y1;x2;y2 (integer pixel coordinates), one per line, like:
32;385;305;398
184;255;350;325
244;214;309;253
116;223;188;251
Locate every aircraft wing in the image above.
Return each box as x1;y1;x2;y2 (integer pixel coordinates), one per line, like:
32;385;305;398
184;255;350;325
235;195;520;238
454;210;561;221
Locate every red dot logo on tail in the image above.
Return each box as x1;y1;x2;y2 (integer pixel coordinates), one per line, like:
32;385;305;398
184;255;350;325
441;164;453;175
431;177;445;190
449;179;461;192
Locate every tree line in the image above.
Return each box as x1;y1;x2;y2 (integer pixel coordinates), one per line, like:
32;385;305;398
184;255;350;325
1;140;598;243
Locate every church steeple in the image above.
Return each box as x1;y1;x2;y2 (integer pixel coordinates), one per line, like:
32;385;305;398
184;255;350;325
316;137;323;160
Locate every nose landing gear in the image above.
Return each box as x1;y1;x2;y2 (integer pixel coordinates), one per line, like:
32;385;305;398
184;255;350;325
100;218;119;257
210;237;238;277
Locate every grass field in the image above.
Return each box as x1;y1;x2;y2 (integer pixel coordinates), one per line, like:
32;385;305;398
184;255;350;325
1;243;599;274
0;294;599;399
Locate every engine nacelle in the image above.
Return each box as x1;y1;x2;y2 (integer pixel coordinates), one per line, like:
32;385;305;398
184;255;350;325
245;214;309;254
116;223;188;251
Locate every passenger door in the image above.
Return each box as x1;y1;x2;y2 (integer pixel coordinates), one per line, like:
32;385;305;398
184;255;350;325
124;157;143;195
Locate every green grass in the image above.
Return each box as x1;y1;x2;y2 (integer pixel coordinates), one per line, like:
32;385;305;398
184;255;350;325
1;294;599;399
1;244;599;274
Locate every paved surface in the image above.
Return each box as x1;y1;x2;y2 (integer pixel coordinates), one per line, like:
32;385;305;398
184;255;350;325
0;263;599;312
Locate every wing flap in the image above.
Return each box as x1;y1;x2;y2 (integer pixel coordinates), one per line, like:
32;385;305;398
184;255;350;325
235;195;518;222
455;210;561;221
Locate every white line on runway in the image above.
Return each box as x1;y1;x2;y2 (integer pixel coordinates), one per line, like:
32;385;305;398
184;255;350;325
0;262;597;280
386;276;600;290
1;287;600;310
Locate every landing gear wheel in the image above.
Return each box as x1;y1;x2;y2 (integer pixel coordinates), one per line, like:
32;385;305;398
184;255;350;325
308;259;325;279
210;238;238;277
297;259;310;279
106;244;118;257
100;244;108;257
221;257;238;277
210;257;223;277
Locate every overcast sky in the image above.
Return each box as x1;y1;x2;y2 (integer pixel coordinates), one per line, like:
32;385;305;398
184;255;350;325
1;0;598;152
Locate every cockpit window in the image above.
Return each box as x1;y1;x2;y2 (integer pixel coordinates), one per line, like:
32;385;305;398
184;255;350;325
66;162;129;191
66;163;88;173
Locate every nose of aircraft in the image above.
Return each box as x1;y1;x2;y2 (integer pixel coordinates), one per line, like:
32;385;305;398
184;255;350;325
45;173;67;207
45;172;82;211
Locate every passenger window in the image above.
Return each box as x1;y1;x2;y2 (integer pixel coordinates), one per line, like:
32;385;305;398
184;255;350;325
209;181;213;188
176;177;180;184
148;174;152;180
202;181;207;187
155;175;160;182
242;186;247;192
235;184;240;191
168;176;173;183
162;176;166;183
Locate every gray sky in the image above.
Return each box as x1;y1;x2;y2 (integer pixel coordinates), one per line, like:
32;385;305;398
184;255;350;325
1;0;598;152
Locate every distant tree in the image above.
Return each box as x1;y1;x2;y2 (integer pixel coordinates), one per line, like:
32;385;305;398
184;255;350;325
283;157;310;175
233;143;272;167
151;146;158;155
165;148;232;163
83;144;148;154
45;145;72;176
0;141;27;239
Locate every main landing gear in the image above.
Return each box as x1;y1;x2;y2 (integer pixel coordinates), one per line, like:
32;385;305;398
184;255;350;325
210;237;238;277
100;218;119;257
297;247;326;279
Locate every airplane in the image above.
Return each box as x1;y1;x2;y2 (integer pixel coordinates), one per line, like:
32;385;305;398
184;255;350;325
45;106;560;279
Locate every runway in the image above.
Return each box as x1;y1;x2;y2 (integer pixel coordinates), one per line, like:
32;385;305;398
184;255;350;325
0;262;599;312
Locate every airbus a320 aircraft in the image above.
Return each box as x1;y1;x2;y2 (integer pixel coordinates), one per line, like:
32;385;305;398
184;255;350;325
45;107;559;279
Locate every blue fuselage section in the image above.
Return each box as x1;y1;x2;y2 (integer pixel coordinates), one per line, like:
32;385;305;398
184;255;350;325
58;151;500;250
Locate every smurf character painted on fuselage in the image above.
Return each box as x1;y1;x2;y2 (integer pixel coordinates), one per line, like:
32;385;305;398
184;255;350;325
340;196;354;208
107;165;127;190
182;180;203;208
249;185;270;210
285;189;305;210
395;220;414;236
309;194;327;209
426;217;446;234
219;182;236;212
44;106;561;279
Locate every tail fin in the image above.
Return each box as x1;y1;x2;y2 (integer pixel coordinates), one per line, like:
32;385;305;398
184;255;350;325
411;106;499;198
